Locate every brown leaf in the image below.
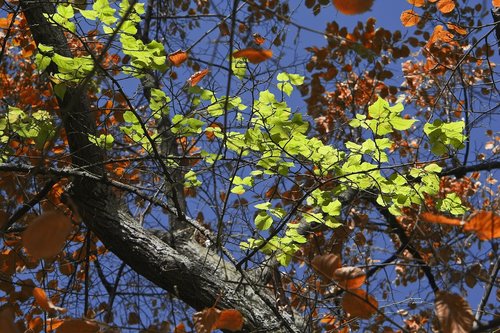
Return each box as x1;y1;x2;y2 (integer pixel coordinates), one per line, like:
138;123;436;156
168;50;188;67
341;289;378;319
332;266;366;290
420;212;462;226
46;318;65;332
56;319;100;333
33;287;66;313
311;254;341;280
400;10;420;27
437;0;455;13
22;212;72;259
188;69;209;86
464;211;500;240
233;48;273;64
193;307;220;333
332;0;373;15
0;305;20;333
174;323;187;333
435;291;474;333
214;309;244;332
252;33;265;45
407;0;425;7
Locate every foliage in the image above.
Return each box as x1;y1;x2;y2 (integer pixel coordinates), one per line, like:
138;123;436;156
0;0;499;332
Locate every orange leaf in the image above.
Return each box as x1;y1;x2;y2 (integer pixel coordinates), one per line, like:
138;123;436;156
464;211;500;240
28;317;43;331
311;254;341;280
214;309;244;332
174;323;187;333
0;305;20;333
233;48;272;64
205;122;222;141
420;212;462;226
435;291;474;333
168;50;188;67
400;10;420;27
494;0;500;7
56;319;99;333
252;33;265;45
193;307;220;333
188;69;209;87
407;0;425;7
33;287;66;313
341;289;378;319
22;212;72;259
436;0;455;13
46;318;65;332
447;23;467;35
332;266;366;290
332;0;373;15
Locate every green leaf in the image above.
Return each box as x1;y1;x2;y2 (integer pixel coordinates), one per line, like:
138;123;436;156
255;211;273;230
53;83;67;99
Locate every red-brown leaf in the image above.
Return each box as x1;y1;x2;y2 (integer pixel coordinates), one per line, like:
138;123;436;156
341;289;378;319
332;0;374;15
311;254;341;280
332;266;366;290
435;291;474;333
420;212;462;226
214;309;244;332
168;50;188;67
22;212;72;259
188;69;209;86
464;211;500;240
233;48;272;64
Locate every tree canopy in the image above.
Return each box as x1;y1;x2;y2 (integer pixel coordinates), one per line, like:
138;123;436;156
0;0;499;332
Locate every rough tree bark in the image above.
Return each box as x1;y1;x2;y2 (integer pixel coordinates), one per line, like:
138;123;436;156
19;0;302;331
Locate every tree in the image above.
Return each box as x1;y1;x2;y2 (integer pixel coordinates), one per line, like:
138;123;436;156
0;0;499;332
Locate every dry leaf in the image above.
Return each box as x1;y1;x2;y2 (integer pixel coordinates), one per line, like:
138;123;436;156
233;48;273;64
420;212;462;226
253;33;265;45
435;291;474;333
188;69;209;86
401;10;420;27
168;50;188;67
447;23;467;35
193;308;244;333
56;319;100;333
332;0;373;15
332;267;366;290
214;309;244;331
174;323;187;333
33;287;66;313
437;0;455;13
0;305;20;333
494;0;500;7
46;318;65;332
341;289;378;319
464;211;500;240
193;307;220;333
311;254;341;280
22;211;72;259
